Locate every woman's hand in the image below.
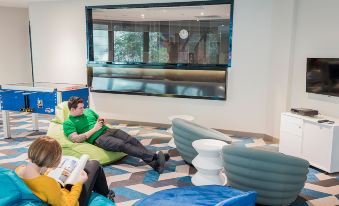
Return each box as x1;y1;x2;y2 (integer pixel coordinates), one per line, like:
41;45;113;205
76;170;88;184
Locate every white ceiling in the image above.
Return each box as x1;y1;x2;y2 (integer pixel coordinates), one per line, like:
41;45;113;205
93;4;230;21
0;0;61;8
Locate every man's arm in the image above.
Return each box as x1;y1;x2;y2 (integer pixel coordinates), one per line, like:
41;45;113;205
68;121;103;143
68;132;88;143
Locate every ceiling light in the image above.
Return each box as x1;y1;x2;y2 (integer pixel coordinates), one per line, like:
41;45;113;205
200;12;204;16
141;14;145;18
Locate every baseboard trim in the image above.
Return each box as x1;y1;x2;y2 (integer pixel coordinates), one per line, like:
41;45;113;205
106;119;170;129
106;119;279;143
215;129;279;144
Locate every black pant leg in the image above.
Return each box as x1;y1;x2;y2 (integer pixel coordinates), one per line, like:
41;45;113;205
114;129;148;149
78;160;109;206
114;129;155;161
92;164;110;195
94;129;155;163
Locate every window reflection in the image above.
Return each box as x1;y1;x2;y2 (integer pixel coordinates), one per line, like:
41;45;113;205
86;1;232;100
90;4;231;65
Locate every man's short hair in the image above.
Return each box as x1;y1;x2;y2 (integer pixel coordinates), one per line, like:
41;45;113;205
28;136;62;168
68;96;84;110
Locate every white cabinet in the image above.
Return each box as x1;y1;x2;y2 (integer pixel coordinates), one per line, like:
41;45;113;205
279;115;303;158
279;112;339;173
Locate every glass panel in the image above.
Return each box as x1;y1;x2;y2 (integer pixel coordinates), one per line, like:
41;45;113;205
90;3;231;65
93;24;109;61
86;2;232;100
89;66;226;99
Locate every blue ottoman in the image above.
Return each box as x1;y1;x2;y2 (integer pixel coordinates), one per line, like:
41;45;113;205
133;185;256;206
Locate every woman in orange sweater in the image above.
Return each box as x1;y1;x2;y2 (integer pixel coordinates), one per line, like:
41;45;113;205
16;136;115;206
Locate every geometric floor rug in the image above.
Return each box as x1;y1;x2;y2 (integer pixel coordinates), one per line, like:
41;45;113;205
0;112;338;206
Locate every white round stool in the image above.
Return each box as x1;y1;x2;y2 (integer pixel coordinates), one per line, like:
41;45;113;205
167;114;194;148
191;139;228;186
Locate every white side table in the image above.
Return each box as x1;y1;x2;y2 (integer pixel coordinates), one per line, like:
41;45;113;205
191;139;227;186
167;114;194;148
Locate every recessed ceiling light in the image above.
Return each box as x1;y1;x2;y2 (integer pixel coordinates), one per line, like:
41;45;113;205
141;14;145;18
200;12;204;16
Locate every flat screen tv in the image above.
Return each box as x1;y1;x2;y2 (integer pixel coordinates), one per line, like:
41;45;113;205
306;58;339;97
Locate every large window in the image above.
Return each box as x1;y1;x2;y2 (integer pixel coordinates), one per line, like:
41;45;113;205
86;1;233;100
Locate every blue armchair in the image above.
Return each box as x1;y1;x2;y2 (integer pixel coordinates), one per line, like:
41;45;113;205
172;118;232;164
222;145;309;206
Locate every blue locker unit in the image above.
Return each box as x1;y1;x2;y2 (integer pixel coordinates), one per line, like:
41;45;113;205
0;83;89;115
29;91;58;114
0;90;28;112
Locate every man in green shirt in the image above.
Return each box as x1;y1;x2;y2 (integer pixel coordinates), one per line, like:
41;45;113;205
63;96;169;173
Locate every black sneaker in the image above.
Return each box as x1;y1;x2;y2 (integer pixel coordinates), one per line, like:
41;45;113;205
107;190;115;202
156;151;166;174
147;159;158;171
164;153;170;161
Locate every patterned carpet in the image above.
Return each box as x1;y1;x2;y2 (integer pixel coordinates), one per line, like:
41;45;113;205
0;112;338;206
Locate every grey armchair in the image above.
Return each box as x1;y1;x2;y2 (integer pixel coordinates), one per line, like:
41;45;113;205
222;145;309;206
172;118;232;164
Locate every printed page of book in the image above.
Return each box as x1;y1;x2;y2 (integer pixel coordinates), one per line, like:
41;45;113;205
47;155;79;186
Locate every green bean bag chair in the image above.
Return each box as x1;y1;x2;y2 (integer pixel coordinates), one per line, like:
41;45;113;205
48;102;126;165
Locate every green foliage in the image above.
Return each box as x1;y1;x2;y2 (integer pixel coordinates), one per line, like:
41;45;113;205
114;31;143;62
149;32;168;63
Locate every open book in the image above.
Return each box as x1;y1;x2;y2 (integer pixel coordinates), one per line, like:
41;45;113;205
48;154;89;187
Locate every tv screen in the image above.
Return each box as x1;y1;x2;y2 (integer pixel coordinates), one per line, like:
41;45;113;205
306;58;339;97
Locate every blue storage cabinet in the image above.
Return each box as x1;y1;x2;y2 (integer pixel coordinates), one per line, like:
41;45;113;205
0;83;89;138
0;83;89;115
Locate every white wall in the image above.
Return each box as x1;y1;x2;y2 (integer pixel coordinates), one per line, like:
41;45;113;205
0;7;31;84
290;0;339;118
266;0;295;137
28;0;296;136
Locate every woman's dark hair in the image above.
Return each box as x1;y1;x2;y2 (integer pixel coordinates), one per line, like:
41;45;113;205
68;96;84;110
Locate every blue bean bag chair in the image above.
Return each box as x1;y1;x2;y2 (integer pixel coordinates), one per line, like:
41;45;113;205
133;185;256;206
0;167;115;206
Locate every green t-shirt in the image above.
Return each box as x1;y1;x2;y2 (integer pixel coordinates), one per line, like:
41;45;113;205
63;108;108;144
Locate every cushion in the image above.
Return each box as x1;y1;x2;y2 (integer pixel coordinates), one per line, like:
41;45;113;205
47;122;126;165
0;167;46;206
88;192;116;206
133;185;256;206
52;101;70;124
